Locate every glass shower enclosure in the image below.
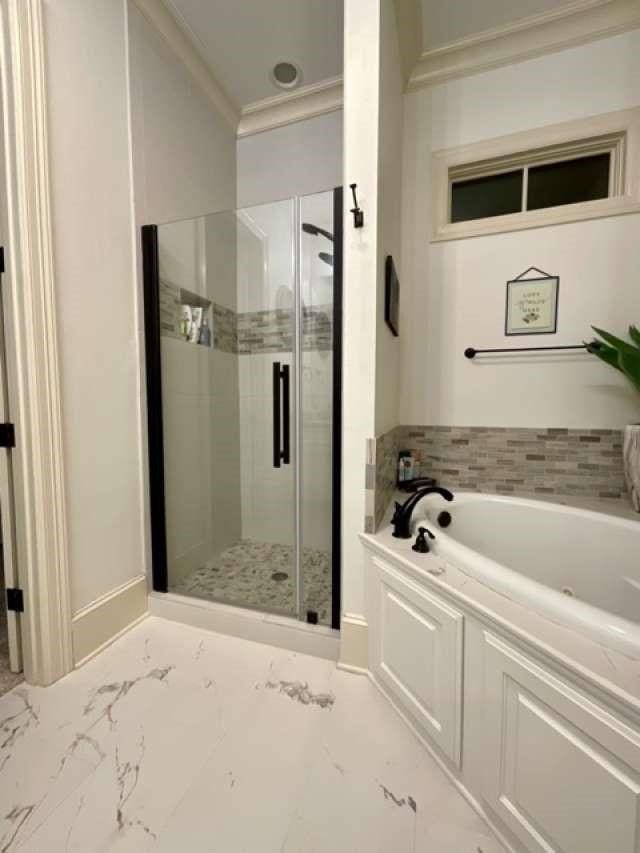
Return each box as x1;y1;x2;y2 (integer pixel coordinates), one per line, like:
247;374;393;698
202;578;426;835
142;188;342;629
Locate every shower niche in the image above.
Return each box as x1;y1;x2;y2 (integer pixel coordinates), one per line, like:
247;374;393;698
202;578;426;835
143;188;342;629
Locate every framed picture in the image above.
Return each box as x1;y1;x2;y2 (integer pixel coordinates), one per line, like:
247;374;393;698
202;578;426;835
385;255;399;337
505;274;559;336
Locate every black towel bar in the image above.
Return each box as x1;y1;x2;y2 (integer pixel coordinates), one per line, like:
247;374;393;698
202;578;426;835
464;344;592;359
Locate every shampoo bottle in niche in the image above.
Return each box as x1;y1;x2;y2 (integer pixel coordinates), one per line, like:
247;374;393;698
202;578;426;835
189;306;203;343
199;317;212;347
181;304;193;340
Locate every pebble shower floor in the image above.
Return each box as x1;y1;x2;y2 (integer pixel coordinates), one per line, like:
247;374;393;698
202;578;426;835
171;540;333;625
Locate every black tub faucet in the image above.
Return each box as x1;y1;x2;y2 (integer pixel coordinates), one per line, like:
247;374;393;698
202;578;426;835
391;487;454;539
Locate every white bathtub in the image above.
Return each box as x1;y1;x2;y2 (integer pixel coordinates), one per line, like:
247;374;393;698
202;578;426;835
413;492;640;657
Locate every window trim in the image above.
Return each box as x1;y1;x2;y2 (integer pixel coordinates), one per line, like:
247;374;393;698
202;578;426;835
431;107;640;242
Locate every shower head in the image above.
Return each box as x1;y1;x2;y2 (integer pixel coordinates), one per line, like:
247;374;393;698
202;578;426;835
319;252;333;267
301;222;334;243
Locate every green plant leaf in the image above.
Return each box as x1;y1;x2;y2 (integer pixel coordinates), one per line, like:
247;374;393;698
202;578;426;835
592;326;640;359
628;325;640;350
618;348;640;393
586;340;623;372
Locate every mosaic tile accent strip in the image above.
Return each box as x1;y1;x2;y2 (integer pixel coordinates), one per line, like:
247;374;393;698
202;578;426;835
398;425;626;500
375;428;399;529
237;306;333;355
213;303;237;354
171;539;332;626
159;279;182;340
159;290;332;356
302;305;333;352
368;424;628;532
237;309;293;355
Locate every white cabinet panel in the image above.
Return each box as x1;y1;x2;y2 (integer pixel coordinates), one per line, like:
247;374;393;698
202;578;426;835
481;631;640;853
369;557;464;766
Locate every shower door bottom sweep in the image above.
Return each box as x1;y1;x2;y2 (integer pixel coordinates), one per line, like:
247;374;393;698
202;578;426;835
142;188;342;629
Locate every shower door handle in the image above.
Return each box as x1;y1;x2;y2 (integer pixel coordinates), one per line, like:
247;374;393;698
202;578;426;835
281;363;290;465
272;362;291;468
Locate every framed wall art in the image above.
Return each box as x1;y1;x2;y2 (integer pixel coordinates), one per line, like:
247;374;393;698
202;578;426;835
505;267;559;336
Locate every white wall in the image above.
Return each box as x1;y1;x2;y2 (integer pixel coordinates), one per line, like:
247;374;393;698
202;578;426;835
375;0;403;437
44;0;143;615
237;112;343;209
342;0;381;629
128;3;236;224
399;30;640;429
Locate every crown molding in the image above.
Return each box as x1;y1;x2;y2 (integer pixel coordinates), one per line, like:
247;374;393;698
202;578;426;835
409;0;640;91
238;76;343;138
132;0;240;130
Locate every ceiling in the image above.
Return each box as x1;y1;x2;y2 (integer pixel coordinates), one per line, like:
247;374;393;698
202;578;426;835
165;1;587;110
420;0;583;50
166;0;343;109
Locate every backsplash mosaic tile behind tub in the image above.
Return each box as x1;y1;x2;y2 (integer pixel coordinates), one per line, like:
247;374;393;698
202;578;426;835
367;425;627;532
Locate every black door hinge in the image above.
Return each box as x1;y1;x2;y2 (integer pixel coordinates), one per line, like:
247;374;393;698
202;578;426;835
6;588;24;613
0;423;15;448
0;247;5;274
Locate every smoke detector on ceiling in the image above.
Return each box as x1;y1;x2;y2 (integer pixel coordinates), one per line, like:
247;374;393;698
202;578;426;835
270;61;302;90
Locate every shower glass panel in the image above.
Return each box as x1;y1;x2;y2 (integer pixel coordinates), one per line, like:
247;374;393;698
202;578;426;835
300;191;335;626
158;200;297;616
146;188;340;628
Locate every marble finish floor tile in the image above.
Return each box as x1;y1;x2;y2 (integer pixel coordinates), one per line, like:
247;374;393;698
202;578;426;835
171;539;332;625
0;616;507;852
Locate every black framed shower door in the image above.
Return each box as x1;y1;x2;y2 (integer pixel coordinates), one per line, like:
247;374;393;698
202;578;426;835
142;187;343;630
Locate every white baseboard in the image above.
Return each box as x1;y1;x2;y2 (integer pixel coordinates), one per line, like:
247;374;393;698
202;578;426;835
72;575;148;667
336;661;369;676
338;613;369;671
149;592;340;661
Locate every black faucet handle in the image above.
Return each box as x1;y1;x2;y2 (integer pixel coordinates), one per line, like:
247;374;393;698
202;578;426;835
391;501;403;525
412;526;435;554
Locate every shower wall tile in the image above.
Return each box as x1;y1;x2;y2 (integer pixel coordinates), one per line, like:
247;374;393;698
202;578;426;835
161;297;333;357
236;305;333;355
374;428;399;529
368;424;628;532
213;303;237;354
237;309;293;355
159;278;182;340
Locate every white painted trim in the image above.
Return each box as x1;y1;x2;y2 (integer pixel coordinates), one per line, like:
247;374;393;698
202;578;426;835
132;0;240;130
393;0;422;87
237;76;343;139
410;0;640;91
431;106;640;241
336;661;369;676
149;592;340;662
339;612;369;670
72;575;149;667
0;0;73;685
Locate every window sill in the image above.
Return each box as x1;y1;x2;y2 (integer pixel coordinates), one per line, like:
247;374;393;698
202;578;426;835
431;195;640;243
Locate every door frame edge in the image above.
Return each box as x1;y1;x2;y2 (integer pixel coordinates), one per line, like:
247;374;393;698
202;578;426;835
0;0;73;684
